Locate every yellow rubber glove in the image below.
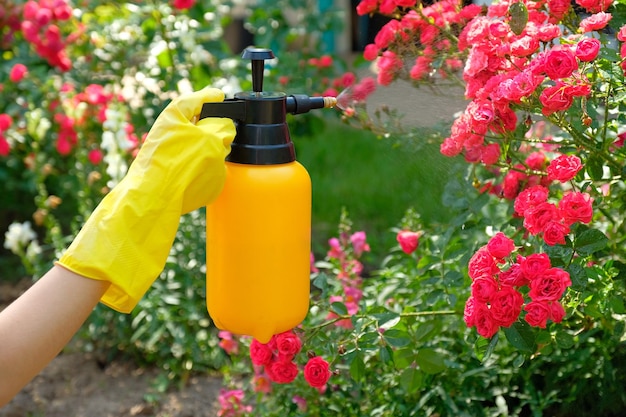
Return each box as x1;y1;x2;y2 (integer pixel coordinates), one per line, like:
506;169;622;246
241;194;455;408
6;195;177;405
57;87;235;313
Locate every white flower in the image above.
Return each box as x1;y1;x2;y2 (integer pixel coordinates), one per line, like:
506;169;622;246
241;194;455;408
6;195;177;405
4;221;37;254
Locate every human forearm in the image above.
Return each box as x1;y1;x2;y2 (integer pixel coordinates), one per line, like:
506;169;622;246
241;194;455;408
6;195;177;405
0;265;108;406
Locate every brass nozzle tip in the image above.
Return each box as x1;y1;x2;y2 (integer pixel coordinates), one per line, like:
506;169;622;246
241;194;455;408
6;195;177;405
323;96;337;109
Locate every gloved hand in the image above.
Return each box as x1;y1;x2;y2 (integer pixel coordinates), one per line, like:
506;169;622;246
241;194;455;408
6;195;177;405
57;87;236;313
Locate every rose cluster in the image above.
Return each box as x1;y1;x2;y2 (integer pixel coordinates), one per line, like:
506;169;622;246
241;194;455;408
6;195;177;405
515;184;593;246
357;0;481;85
20;0;78;72
464;232;571;338
436;0;619;162
249;330;331;388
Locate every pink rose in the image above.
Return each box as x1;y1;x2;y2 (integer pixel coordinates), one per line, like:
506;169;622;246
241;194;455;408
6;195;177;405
303;356;331;388
520;253;552;282
250;339;274;366
9;63;28;83
575;38;601;61
558;191;593;225
529;267;571;301
487;232;515;259
397;230;420;254
547;154;583;182
543;46;578;80
266;358;299;384
490;286;524;327
579;12;612;33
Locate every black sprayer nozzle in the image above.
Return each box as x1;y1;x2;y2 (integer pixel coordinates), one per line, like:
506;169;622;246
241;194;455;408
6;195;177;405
286;95;337;115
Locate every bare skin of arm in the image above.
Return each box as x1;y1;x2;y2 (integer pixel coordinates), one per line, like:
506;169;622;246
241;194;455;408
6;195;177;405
0;266;109;406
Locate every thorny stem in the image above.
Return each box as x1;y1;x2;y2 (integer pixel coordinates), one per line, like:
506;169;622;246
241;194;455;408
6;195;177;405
306;309;459;333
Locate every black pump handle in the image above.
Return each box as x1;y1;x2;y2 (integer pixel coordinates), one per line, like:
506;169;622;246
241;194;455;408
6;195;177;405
242;48;275;93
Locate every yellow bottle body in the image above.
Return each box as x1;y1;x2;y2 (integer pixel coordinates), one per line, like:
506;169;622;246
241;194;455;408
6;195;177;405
206;160;311;343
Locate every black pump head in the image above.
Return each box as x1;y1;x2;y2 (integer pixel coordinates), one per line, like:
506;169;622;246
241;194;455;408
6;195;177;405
198;47;336;165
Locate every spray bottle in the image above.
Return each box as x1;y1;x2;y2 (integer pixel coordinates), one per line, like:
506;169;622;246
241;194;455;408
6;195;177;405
198;48;336;343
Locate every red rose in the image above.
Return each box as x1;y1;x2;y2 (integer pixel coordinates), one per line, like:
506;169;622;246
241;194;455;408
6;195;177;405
543;46;578;80
499;262;529;287
468;246;498;280
514;185;549;216
471;276;498;303
464;296;477;327
0;113;13;131
550;301;566;323
542;220;570;246
0;135;10;156
266;358;299;384
172;0;195;10
487;232;515;259
273;330;302;359
575;38;601;61
474;303;499;338
520;253;551;281
547;154;582;183
523;201;559;235
9;63;27;83
303;356;331;388
524;300;551;328
88;149;103;165
539;83;574;116
558;191;593;225
250;339;274;366
397;230;420;254
529;267;571;301
490;286;524;327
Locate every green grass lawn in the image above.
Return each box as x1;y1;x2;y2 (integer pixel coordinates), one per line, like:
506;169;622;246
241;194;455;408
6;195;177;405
295;119;462;260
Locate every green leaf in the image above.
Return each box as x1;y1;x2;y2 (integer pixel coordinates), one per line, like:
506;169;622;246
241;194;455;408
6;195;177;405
585;156;604;181
330;301;348;316
504;321;537;353
567;263;588;291
394;347;416;370
349;350;366;381
509;2;529;35
372;311;401;329
383;329;411;347
379;345;394;364
416;348;447;374
312;272;328;291
555;331;575;349
400;368;423;393
574;228;608;257
474;333;499;362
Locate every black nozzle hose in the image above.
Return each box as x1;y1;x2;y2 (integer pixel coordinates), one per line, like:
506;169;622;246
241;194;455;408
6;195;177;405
286;94;336;115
